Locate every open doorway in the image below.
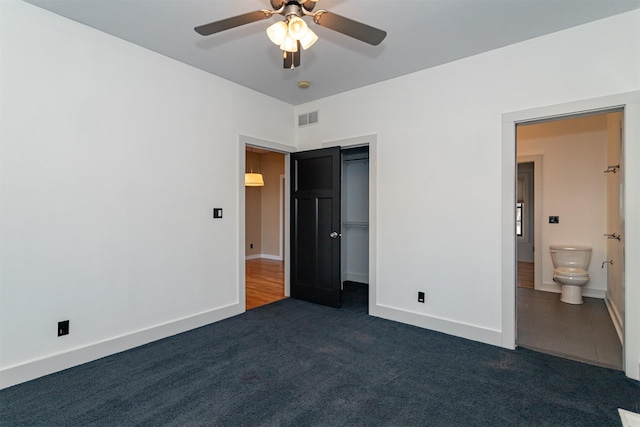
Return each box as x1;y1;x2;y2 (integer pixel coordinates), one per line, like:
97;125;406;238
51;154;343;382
515;111;624;369
245;146;286;310
516;161;535;289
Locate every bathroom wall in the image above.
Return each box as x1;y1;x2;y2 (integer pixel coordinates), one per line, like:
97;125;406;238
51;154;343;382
606;111;624;334
517;115;608;297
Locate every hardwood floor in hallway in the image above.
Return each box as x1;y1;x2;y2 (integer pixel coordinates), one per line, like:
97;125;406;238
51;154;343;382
517;261;534;288
246;258;286;310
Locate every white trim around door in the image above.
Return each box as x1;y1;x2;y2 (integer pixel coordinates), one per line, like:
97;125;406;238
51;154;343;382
501;91;640;380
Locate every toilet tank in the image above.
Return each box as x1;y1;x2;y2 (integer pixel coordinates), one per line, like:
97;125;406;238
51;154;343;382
550;245;592;269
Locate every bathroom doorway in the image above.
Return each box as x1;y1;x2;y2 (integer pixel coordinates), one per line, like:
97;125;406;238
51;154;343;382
515;111;624;369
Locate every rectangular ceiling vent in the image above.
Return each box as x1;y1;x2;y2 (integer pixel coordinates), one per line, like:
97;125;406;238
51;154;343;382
298;111;319;127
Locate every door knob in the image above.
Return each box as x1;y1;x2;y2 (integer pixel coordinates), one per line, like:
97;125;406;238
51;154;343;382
330;231;341;239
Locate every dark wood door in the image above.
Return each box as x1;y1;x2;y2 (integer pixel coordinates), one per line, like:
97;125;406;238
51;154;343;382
290;147;341;307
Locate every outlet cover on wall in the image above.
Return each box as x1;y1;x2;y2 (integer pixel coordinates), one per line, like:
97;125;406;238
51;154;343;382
58;320;69;336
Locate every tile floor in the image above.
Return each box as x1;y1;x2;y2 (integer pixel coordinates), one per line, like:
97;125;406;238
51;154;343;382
517;287;622;370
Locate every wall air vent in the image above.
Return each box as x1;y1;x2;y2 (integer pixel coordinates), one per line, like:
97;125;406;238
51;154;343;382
298;111;319;127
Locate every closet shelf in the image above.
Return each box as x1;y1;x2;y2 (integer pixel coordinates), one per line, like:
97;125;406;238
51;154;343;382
343;221;369;228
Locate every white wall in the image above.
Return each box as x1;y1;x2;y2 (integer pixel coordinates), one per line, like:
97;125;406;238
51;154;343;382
518;115;608;297
295;11;640;375
0;0;293;388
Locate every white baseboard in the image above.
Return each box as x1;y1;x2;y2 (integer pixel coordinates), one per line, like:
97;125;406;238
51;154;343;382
245;254;282;261
0;303;242;390
536;281;561;293
370;304;502;348
604;295;624;344
342;272;369;284
582;287;606;299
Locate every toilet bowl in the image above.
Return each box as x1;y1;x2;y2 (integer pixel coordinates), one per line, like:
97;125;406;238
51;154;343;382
550;245;592;304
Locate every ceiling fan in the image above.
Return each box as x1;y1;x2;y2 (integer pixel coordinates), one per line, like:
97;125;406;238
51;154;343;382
195;0;387;69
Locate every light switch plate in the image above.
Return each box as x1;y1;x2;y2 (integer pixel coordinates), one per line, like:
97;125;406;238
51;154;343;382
213;208;223;219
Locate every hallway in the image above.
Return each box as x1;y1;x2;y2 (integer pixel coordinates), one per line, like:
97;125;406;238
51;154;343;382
246;258;286;310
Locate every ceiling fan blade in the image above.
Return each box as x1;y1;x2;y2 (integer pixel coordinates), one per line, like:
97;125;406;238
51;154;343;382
313;11;386;45
195;10;271;36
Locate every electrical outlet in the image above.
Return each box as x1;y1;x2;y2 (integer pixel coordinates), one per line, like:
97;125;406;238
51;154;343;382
418;292;425;303
58;320;69;337
250;243;253;249
549;216;559;224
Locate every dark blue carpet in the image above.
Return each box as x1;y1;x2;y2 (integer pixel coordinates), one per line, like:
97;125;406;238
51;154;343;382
1;282;638;426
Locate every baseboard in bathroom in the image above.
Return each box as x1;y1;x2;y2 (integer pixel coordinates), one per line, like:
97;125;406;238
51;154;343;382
536;281;560;294
582;288;605;299
604;296;624;345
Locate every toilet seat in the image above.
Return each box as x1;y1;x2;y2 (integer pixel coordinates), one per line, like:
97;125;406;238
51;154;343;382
554;267;588;278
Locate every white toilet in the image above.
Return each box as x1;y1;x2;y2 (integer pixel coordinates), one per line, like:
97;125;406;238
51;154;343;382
550;245;592;304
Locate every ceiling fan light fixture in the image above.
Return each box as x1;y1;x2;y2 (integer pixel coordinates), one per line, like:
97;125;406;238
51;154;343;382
280;35;298;52
287;16;308;40
299;27;318;50
195;1;387;71
266;21;288;45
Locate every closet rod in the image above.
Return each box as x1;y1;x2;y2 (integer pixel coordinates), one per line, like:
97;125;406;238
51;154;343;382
344;158;368;164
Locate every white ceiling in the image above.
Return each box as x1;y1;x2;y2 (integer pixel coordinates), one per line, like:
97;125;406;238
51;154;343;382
24;0;640;106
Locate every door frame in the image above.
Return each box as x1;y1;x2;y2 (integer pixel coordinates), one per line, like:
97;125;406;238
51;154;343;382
501;91;640;380
280;174;286;261
321;134;378;313
239;135;296;309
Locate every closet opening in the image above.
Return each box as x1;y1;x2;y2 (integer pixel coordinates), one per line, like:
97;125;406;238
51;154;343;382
341;146;370;309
